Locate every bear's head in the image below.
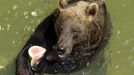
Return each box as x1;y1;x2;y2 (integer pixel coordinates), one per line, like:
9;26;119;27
55;0;105;58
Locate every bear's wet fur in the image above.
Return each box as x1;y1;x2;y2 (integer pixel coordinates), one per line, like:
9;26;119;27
16;0;111;74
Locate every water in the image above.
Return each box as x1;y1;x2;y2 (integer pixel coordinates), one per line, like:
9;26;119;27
0;0;134;75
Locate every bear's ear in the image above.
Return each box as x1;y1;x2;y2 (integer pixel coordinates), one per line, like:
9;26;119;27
86;3;98;16
59;0;68;9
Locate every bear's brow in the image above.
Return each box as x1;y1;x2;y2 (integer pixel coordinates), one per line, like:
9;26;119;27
71;26;81;32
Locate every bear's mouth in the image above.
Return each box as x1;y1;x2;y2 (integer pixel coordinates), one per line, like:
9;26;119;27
58;50;66;58
59;53;66;58
53;45;70;58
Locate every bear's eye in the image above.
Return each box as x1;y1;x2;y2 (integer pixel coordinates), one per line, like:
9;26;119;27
72;29;80;39
58;27;63;33
59;27;63;31
73;31;80;39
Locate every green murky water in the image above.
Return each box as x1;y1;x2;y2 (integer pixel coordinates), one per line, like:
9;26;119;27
0;0;134;75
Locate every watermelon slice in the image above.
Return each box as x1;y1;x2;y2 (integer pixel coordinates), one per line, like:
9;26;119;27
28;46;46;66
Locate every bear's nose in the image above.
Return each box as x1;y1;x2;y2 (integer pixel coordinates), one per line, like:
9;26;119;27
57;46;65;55
60;47;64;50
58;47;64;51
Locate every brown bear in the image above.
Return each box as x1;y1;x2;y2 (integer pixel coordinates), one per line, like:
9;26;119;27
55;0;107;59
16;0;109;74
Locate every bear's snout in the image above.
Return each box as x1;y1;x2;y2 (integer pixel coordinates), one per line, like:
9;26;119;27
56;36;73;58
57;45;66;55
